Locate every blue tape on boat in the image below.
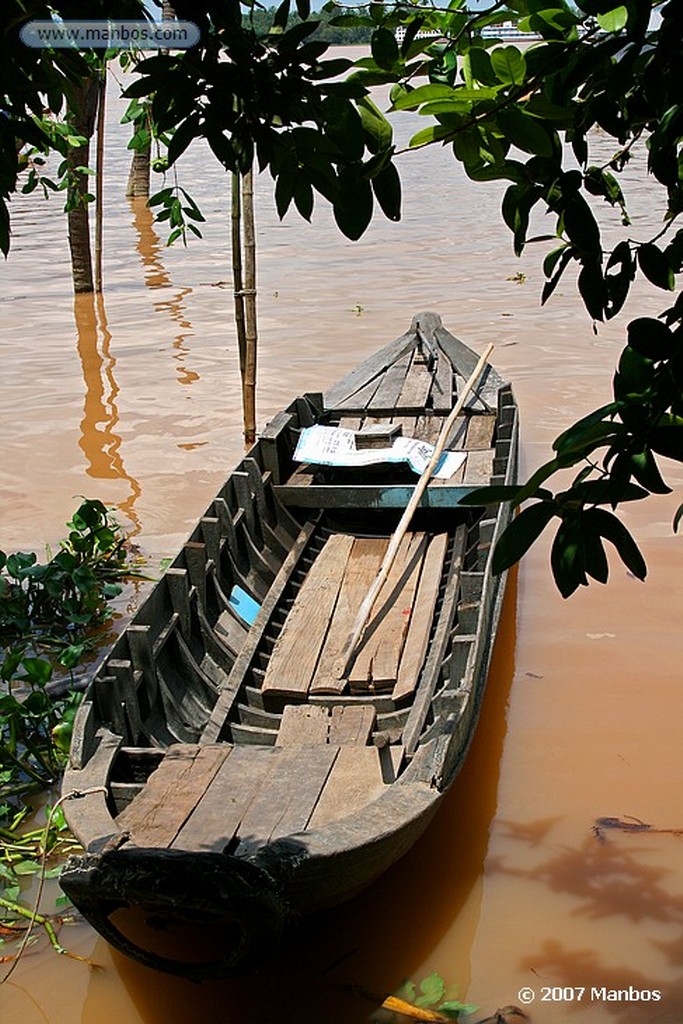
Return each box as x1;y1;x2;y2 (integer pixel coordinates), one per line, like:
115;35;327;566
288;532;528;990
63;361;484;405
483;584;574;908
228;585;260;626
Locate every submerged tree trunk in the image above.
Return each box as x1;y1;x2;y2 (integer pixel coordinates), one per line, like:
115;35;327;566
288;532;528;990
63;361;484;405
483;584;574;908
125;148;150;199
66;74;100;293
126;1;175;199
94;70;106;293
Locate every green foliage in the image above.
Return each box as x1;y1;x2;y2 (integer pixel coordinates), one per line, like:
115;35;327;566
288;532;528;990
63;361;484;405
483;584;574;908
0;0;148;254
388;970;478;1019
0;500;132;803
118;1;399;240
350;0;682;594
2;0;682;593
0;802;83;960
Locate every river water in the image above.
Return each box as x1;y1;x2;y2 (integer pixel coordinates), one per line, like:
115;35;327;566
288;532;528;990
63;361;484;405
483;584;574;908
2;49;682;1024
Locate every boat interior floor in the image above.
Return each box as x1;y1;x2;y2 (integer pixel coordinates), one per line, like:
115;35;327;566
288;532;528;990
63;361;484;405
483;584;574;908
116;705;403;857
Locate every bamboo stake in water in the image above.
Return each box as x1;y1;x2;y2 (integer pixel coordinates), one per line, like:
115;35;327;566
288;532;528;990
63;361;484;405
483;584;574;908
332;342;495;681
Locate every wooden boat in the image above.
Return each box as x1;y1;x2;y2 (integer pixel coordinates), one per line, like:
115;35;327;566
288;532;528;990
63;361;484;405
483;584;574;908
61;312;518;979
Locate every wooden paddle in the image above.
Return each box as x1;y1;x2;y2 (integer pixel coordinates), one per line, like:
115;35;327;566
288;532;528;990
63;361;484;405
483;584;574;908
332;342;495;681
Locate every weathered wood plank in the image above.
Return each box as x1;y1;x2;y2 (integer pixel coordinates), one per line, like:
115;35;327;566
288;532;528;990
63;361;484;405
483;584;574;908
367;352;412;411
310;537;387;694
348;533;426;692
335;375;383;412
276;704;330;746
329;704;376;745
259;410;294;485
393;533;449;702
201;519;318;743
431;352;453;413
276;702;376;746
235;745;339;848
396;356;434;412
463;449;495;484
307;746;403;829
464;414;496;450
116;744;230;848
414;414;443;444
172;745;280;853
445;415;468;450
337;416;362;430
261;533;354;697
62;727;123;850
324;330;414;409
214;608;248;654
275;481;479;509
402;525;467;754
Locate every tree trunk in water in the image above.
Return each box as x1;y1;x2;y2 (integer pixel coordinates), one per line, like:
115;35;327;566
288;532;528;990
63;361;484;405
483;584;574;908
94;70;106;293
126;1;175;199
67;74;100;294
125;148;150;199
241;168;258;448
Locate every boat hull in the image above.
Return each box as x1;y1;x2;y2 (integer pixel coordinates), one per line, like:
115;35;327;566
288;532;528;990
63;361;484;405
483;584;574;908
61;312;518;977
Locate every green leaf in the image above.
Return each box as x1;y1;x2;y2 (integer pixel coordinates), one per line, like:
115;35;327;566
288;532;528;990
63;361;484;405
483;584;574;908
21;658;53;687
294;178;314;221
629;448;672;494
543;243;572;279
369;158;400;214
440;1000;480;1018
323;96;364;161
392;84;459;111
497;107;554;158
415;971;445;1008
551;514;587;598
459;484;529;506
490;45;527;85
589;508;647;580
409;124;455;149
673;504;683;533
563;194;601;252
492;502;557;574
578;260;606;321
357;96;393;153
626;317;671;361
333;171;373;240
581;514;609;583
637;243;675;291
371;27;399;71
596;5;628;31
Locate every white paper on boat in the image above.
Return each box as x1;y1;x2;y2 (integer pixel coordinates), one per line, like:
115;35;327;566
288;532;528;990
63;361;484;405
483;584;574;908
293;425;467;480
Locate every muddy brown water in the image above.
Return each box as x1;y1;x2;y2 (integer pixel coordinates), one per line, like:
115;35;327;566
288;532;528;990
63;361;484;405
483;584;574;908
2;51;682;1024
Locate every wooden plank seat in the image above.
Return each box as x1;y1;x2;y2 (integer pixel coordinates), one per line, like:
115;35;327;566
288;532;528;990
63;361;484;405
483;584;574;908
275;411;497;509
261;531;448;701
116;733;403;854
276;703;377;746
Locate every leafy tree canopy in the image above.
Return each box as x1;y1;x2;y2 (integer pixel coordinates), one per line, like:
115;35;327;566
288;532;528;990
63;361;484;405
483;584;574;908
2;0;681;595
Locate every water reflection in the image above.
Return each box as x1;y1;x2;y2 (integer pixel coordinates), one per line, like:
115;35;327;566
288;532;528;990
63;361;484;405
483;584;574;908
74;292;142;534
129;197;199;388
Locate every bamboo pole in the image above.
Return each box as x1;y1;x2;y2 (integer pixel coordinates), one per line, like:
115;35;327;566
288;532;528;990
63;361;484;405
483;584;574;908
231;172;247;379
242;167;258;447
333;342;494;680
